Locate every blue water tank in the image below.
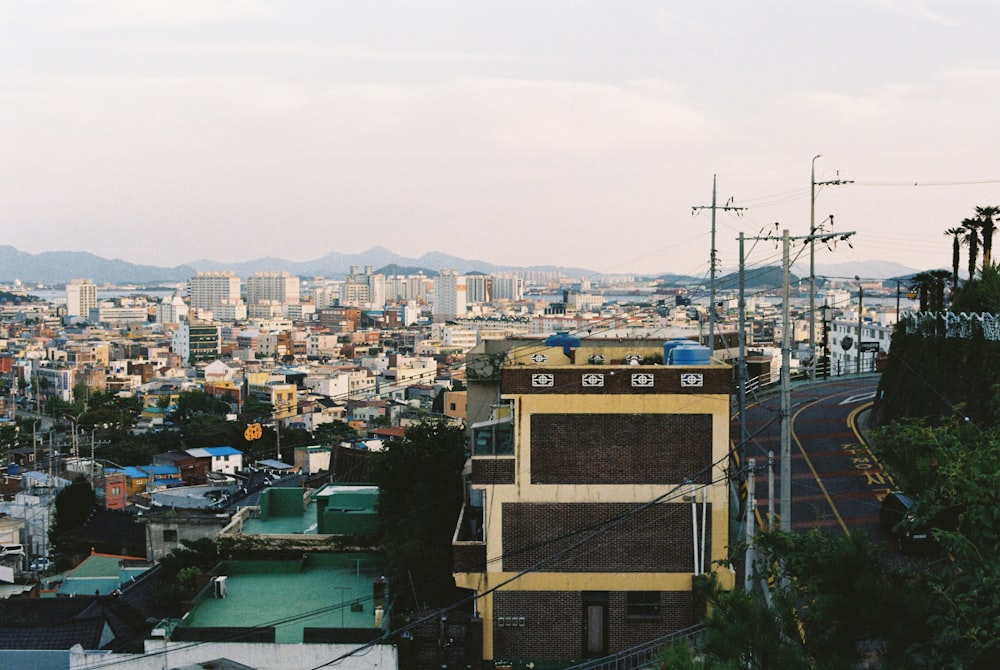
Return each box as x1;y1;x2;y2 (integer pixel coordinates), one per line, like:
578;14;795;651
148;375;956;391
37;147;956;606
670;344;712;365
662;338;692;362
545;331;581;355
7;463;19;476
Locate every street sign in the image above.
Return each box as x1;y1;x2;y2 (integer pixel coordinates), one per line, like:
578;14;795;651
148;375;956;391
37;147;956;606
859;341;879;352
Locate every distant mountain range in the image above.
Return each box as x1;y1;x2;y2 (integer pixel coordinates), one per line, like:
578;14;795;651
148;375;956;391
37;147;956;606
0;244;925;286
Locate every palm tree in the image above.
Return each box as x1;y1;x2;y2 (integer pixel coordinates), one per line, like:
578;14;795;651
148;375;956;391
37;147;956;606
961;217;981;281
929;270;951;312
974;205;1000;267
945;227;963;294
909;271;935;312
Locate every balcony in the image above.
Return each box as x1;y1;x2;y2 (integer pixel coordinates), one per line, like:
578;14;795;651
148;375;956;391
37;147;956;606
452;502;486;574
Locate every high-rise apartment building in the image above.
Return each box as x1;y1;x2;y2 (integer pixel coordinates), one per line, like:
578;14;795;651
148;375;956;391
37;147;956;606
246;271;300;306
432;269;467;322
66;279;97;318
492;275;524;301
466;274;492;304
188;272;241;313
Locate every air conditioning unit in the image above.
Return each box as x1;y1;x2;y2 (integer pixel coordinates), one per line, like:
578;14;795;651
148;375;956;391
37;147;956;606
212;576;228;598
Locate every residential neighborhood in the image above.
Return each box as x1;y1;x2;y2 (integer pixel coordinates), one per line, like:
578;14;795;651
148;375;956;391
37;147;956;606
0;264;916;669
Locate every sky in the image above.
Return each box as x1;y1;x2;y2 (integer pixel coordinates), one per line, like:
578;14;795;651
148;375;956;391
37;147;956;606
3;1;1000;279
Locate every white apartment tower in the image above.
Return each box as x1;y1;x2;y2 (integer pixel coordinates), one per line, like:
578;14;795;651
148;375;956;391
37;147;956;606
247;271;300;306
188;272;241;312
156;293;189;324
366;271;386;308
432;269;468;322
66;279;97;317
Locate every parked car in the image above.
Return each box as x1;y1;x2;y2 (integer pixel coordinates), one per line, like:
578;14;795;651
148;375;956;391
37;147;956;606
880;490;958;554
29;556;52;572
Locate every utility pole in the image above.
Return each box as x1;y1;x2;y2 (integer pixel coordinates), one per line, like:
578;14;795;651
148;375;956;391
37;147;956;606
744;227;856;534
693;175;745;354
809;156;852;381
744;458;756;591
276;420;281;461
780;230;792;532
856;278;864;375
737;233;749;476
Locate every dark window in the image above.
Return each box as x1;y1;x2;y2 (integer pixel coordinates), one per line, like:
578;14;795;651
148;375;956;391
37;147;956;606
626;591;660;618
473;420;513;456
163;529;178;543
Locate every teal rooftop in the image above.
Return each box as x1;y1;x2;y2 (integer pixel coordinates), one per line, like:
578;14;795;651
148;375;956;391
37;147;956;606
51;550;149;597
175;553;386;644
240;484;379;537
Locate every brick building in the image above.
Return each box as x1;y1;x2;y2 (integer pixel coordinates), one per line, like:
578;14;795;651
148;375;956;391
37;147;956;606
453;337;733;663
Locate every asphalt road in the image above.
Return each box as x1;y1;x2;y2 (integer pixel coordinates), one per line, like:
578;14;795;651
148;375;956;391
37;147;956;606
737;375;896;549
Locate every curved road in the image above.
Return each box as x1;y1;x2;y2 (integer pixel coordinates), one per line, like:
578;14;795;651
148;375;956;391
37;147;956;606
738;375;895;548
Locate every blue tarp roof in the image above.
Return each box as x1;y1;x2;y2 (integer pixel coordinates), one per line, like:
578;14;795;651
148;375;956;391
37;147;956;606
106;464;180;479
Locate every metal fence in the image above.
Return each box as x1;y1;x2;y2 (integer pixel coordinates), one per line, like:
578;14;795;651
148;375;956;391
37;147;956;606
901;312;1000;340
561;625;705;670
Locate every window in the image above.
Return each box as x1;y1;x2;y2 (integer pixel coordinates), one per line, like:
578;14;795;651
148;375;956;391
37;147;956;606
472;418;514;456
626;591;660;618
163;529;178;543
111;486;121;496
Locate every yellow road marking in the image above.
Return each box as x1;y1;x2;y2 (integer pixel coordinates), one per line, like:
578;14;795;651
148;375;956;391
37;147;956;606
791;398;851;536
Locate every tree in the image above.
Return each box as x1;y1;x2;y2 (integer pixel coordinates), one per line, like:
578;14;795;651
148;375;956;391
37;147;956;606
314;420;355;444
241;395;271;422
72;381;90;407
975;205;1000;267
49;475;97;567
176;390;230;422
154;538;221;613
945;226;964;296
369;420;467;610
950;263;1000;314
909;271;949;312
962;217;981;281
873;419;1000;667
696;530;929;670
54;475;95;530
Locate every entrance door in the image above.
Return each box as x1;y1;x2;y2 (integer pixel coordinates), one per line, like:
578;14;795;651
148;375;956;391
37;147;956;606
583;601;608;657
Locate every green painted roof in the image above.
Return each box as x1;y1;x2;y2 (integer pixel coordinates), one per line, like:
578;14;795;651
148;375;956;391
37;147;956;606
57;553;148;596
178;553;384;643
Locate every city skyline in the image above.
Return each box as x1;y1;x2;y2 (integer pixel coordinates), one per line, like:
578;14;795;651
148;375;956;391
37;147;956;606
3;2;999;277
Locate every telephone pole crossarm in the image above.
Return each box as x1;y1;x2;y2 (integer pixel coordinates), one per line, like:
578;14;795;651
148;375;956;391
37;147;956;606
809;156;854;382
692;175;747;354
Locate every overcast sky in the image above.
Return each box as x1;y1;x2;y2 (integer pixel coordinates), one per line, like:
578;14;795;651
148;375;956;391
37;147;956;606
3;1;999;278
